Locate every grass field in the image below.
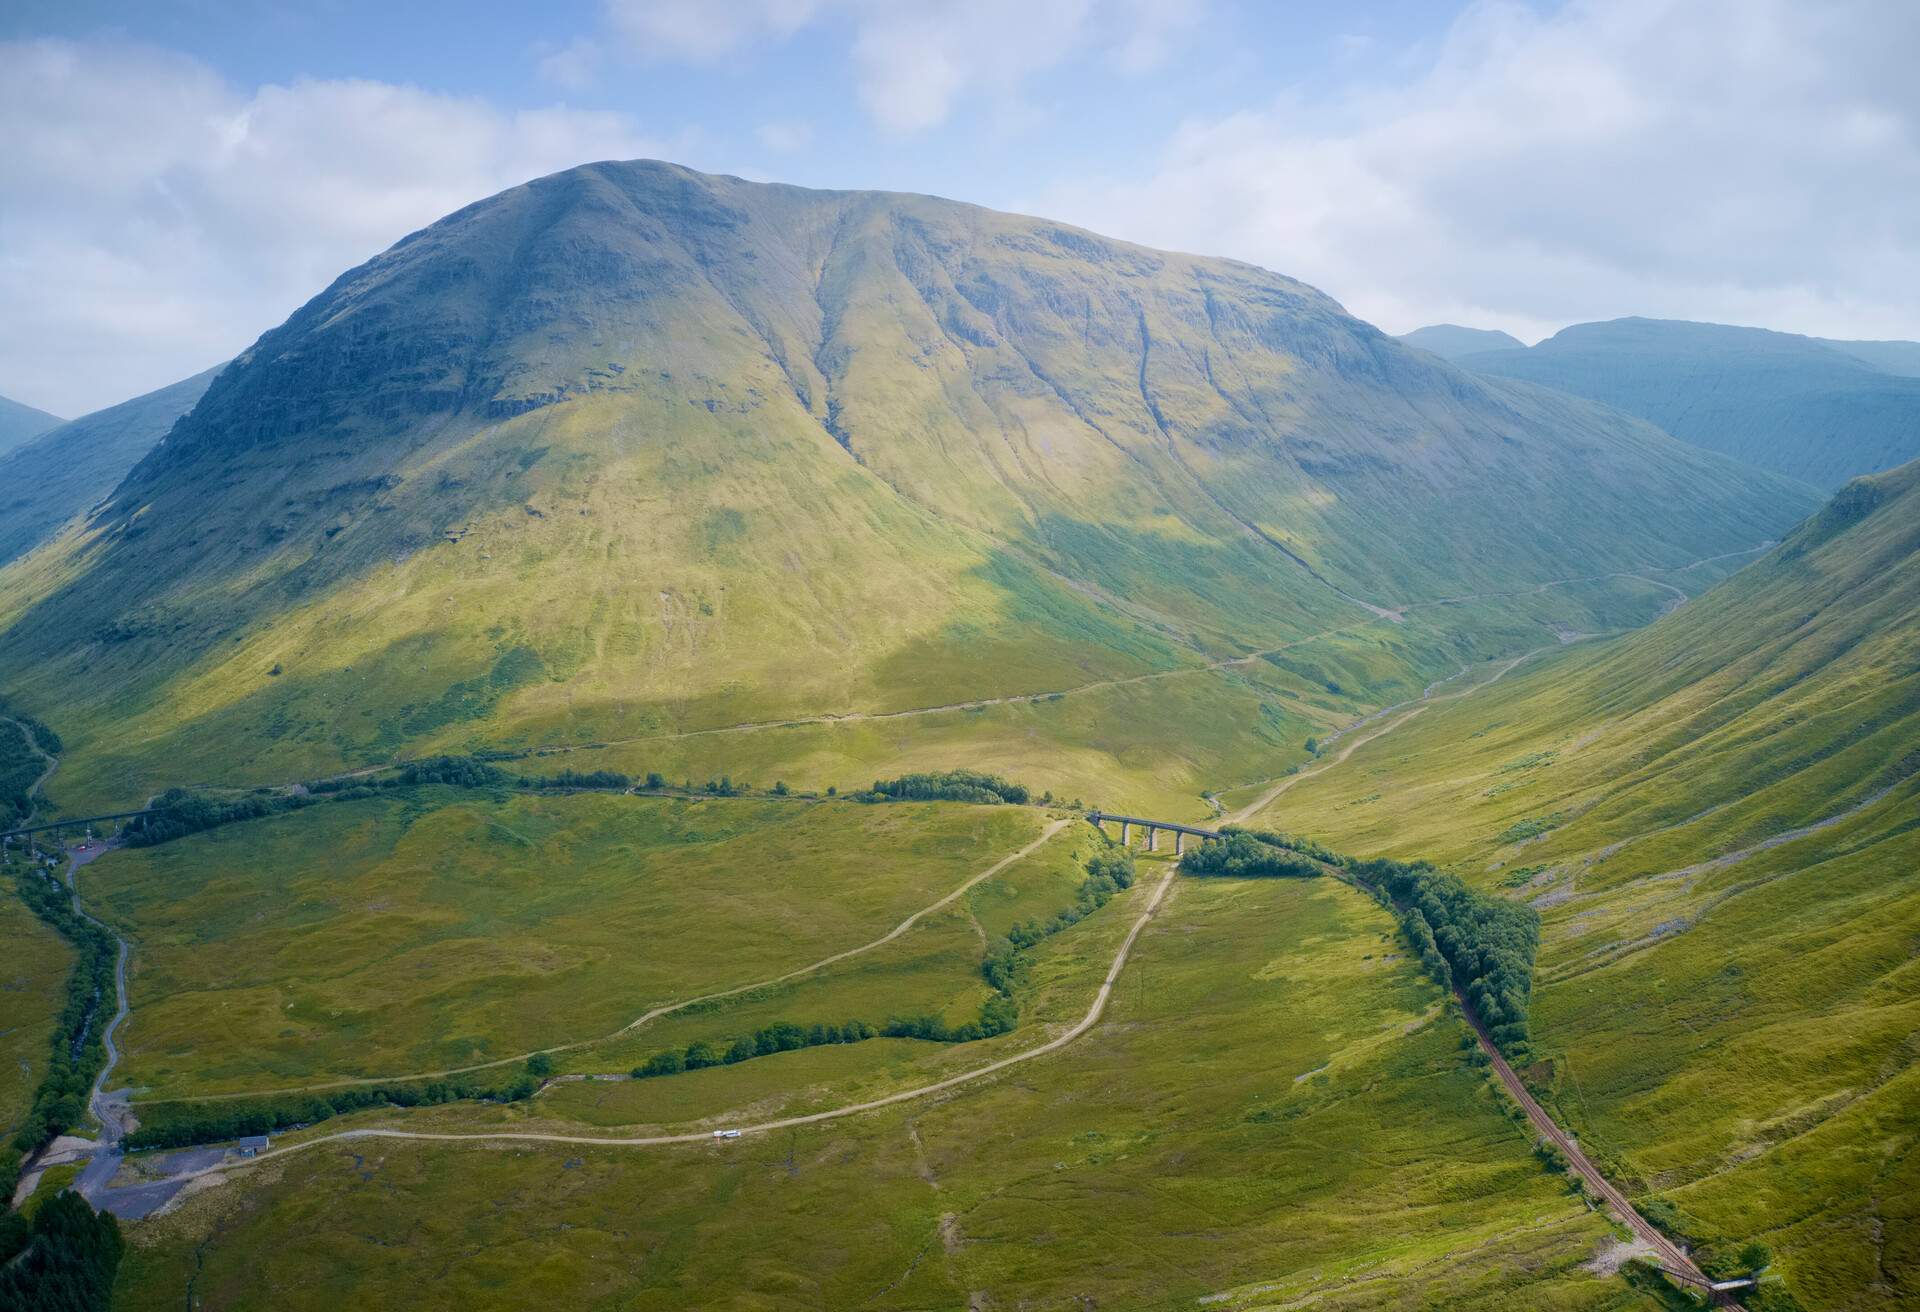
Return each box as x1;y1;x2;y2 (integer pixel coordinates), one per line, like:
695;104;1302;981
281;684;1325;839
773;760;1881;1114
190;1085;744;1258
82;791;1062;1097
0;878;74;1144
115;871;1659;1310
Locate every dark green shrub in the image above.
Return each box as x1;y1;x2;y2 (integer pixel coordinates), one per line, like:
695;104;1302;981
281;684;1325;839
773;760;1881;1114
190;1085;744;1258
862;770;1030;805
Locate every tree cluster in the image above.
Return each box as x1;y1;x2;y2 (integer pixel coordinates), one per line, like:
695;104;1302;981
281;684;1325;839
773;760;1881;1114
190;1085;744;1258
1179;831;1321;880
1222;825;1344;865
861;770;1030;805
122;787;308;846
1350;856;1540;1055
881;996;1018;1044
520;768;632;791
0;1192;122;1312
134;755;647;848
8;871;117;1155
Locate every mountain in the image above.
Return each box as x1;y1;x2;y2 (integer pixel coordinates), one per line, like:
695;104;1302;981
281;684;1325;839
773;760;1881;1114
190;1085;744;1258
0;366;224;569
1457;317;1920;487
1264;457;1920;1308
0;161;1815;811
0;394;63;456
1396;323;1525;358
1819;335;1920;377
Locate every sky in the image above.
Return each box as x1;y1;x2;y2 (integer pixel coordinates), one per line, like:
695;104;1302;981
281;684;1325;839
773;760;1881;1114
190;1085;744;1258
3;0;1917;417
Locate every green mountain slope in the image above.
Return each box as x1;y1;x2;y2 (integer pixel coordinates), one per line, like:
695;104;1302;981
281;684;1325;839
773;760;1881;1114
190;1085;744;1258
1397;323;1525;359
1263;457;1920;1308
0;393;63;456
0;161;1814;812
1460;317;1920;487
0;365;223;568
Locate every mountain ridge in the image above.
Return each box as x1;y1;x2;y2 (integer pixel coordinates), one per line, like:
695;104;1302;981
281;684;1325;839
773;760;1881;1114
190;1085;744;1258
1396;323;1526;359
0;365;224;569
0;393;64;457
0;160;1816;811
1454;315;1920;486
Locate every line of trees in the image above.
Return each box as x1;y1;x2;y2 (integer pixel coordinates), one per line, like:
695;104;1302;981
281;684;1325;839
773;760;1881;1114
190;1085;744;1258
1179;830;1321;879
0;1192;123;1312
631;1020;880;1078
1348;856;1540;1057
124;1056;549;1151
127;755;799;851
8;871;117;1158
0;719;45;830
131;756;642;846
521;768;632;791
0;700;62;757
121;787;311;846
861;770;1031;805
1170;826;1540;1059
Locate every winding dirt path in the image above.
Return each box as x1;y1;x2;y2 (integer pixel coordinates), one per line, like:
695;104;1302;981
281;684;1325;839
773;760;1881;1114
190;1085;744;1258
144;818;1074;1104
130;863;1180;1185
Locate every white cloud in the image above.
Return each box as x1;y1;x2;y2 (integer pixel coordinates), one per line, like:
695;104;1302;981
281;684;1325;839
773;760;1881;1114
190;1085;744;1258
1039;0;1920;344
756;119;814;153
603;0;1200;134
608;0;824;61
0;39;669;416
534;38;604;92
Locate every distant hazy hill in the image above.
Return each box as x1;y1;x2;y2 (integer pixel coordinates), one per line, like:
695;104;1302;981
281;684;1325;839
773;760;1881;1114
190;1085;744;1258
1456;317;1920;487
1820;336;1920;377
1396;323;1525;359
0;161;1813;807
0;366;223;568
0;394;63;457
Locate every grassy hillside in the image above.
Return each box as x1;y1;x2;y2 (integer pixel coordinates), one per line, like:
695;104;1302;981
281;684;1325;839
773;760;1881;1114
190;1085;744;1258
1461;317;1920;487
1255;458;1920;1308
0;163;1813;815
115;863;1652;1310
0;365;222;568
1399;323;1526;358
0;394;62;457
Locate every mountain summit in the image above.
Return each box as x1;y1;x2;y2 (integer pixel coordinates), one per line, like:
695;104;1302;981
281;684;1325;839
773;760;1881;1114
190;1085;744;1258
0;161;1813;805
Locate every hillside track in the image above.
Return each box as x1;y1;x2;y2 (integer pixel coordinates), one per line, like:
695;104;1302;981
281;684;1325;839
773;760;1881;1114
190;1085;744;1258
339;542;1769;778
117;863;1181;1187
1227;645;1559;826
138;818;1075;1104
1459;994;1745;1308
